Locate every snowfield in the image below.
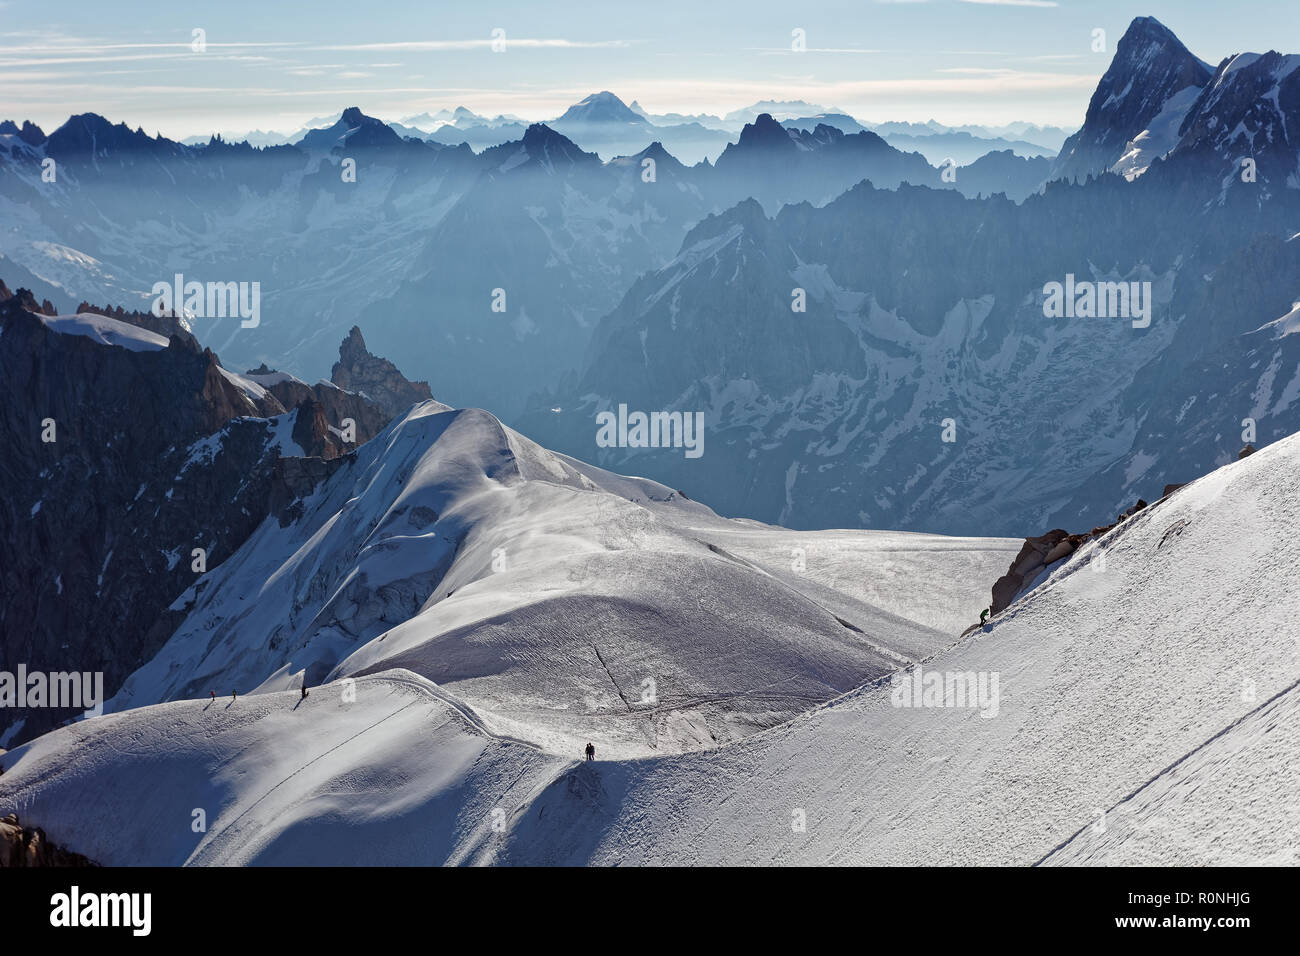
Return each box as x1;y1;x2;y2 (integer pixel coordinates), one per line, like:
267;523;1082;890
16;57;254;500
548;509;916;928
1;406;1295;865
0;672;564;866
493;432;1300;865
105;402;1012;759
37;312;169;352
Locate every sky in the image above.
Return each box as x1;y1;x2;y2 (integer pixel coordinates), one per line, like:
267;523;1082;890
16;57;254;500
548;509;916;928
2;0;1298;138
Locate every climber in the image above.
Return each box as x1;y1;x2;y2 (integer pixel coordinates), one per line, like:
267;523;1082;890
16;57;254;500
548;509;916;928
585;742;595;761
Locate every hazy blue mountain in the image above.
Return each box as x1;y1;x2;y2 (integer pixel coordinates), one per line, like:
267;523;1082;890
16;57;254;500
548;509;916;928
518;19;1300;536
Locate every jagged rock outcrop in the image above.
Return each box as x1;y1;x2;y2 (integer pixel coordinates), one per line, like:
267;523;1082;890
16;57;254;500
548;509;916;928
1051;17;1212;182
987;493;1162;618
246;361;390;456
990;530;1086;616
0;284;56;315
0;291;367;747
330;326;434;418
0;813;99;867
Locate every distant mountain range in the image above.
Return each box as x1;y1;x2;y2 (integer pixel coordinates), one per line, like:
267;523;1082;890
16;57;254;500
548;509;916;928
0;99;1054;426
5;15;1299;544
518;16;1300;536
173;90;1066;165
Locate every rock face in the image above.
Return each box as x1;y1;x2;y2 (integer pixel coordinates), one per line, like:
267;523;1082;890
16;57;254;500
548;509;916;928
244;364;391;459
0;292;407;748
0;283;56;316
330;326;435;419
990;530;1086;616
0;813;98;866
987;491;1164;618
1051;17;1212;182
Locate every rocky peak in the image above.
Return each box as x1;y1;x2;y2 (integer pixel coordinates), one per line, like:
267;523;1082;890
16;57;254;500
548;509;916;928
556;91;648;126
330;325;435;418
1169;50;1300;185
7;286;57;315
19;120;46;147
731;113;799;154
516;124;599;171
0;120;45;147
1051;17;1212;182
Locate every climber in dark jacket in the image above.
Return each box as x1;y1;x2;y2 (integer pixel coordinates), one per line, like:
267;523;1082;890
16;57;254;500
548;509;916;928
585;742;595;761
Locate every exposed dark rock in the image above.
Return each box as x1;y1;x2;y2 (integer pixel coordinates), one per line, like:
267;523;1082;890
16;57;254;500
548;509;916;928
988;495;1158;617
0;293;392;747
0;813;99;867
990;529;1087;615
1052;17;1212;182
330;325;434;419
245;367;390;456
986;478;1193;624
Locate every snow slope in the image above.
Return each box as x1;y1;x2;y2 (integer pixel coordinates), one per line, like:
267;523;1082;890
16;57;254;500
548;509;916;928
7;410;1293;866
1042;679;1300;866
105;401;1012;759
0;671;563;866
492;431;1300;864
1111;84;1203;180
37;312;168;351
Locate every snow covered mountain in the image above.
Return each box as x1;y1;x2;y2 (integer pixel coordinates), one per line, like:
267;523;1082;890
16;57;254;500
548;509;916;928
1;422;1294;865
1052;17;1213;183
411;93;735;163
103;398;1012;758
4;13;1298;596
0;286;429;748
346;113;1010;417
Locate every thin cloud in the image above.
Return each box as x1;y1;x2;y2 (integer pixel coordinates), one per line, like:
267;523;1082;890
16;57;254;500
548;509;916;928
0;52;279;68
751;48;889;55
959;0;1059;7
311;38;630;52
